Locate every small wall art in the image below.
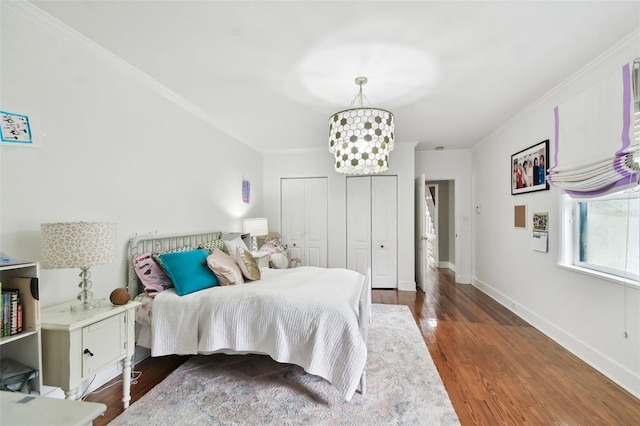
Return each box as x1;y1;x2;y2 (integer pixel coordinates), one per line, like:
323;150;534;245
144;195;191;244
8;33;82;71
532;212;548;232
511;139;549;195
0;110;32;145
242;179;250;204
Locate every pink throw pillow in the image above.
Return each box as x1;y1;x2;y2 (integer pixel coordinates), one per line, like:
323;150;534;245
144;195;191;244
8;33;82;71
206;248;244;286
133;253;173;297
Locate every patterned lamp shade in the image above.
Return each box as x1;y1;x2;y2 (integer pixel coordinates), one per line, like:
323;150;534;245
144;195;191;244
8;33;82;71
41;222;117;269
328;77;395;175
329;107;395;175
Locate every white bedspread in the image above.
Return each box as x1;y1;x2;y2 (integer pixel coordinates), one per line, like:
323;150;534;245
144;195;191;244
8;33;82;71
151;266;367;400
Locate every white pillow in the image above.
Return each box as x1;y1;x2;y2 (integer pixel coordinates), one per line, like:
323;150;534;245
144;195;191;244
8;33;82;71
270;252;289;269
223;235;249;261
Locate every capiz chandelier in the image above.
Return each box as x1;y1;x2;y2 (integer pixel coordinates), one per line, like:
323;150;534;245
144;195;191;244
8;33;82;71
329;77;394;174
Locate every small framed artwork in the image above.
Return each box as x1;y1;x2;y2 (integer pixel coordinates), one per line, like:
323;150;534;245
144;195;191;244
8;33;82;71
242;179;250;204
532;212;548;232
511;139;549;195
0;110;32;145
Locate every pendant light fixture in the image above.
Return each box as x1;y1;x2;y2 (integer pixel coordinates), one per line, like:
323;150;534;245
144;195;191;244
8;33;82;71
328;77;395;174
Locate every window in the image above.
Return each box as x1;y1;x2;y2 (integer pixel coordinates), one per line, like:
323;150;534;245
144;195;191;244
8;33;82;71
561;186;639;285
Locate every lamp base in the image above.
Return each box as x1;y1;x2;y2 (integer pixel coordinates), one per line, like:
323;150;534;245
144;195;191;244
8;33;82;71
70;300;100;311
71;267;98;311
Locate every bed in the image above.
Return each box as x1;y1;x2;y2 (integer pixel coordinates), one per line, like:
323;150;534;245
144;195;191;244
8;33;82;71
127;231;371;401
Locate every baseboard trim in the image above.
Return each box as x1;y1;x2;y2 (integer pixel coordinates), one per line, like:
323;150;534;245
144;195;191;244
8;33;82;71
398;280;416;292
437;261;454;270
472;276;640;399
455;274;471;284
134;346;151;364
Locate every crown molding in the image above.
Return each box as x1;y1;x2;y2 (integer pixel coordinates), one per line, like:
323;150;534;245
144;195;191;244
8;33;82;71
4;0;257;151
474;28;640;150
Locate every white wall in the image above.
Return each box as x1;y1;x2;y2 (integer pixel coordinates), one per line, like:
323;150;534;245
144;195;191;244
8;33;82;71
415;150;472;283
0;4;263;308
471;31;640;397
264;142;417;291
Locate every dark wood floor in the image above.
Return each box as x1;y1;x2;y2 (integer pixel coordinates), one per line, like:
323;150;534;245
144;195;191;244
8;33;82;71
86;266;640;425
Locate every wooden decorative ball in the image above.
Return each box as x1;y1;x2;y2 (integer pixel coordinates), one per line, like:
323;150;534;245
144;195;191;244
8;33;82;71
110;288;131;305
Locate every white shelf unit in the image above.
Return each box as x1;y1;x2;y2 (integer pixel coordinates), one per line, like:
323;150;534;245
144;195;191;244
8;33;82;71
0;262;43;394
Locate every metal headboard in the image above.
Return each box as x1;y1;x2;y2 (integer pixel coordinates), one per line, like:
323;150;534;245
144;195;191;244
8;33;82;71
127;231;249;296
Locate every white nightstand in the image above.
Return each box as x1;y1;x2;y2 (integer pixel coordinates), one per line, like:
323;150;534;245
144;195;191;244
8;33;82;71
40;300;140;409
251;251;270;268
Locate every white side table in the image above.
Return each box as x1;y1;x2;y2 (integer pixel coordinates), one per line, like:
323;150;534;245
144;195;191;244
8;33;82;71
40;300;140;409
251;251;270;268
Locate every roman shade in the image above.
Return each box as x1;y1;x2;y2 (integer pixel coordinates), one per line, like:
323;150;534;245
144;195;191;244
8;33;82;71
547;59;639;198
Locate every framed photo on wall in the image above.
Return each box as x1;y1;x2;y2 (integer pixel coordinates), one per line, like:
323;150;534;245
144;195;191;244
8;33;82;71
511;139;549;195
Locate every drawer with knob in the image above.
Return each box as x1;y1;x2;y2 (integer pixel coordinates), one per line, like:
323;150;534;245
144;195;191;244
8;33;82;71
40;300;139;406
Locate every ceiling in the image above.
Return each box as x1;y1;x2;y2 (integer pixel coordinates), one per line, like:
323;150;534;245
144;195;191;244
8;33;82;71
30;1;640;152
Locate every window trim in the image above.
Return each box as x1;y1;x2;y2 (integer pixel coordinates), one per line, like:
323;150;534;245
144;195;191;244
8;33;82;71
559;191;639;289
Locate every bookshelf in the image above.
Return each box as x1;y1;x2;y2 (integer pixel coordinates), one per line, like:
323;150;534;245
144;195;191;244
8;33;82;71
0;261;42;394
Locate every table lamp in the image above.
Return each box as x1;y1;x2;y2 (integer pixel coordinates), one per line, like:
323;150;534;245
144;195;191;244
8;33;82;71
242;218;269;252
41;221;117;310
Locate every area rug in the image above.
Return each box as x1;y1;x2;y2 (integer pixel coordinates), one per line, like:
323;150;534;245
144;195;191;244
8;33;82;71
111;304;459;425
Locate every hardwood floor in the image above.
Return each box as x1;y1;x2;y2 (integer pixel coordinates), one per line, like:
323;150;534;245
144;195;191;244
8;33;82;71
86;267;640;425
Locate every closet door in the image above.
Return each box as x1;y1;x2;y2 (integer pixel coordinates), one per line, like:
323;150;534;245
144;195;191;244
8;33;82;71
371;176;397;288
304;178;328;267
281;178;305;262
346;176;397;289
281;178;328;267
346;177;371;276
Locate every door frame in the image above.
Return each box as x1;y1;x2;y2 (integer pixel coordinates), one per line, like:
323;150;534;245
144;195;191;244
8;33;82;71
415;178;457;279
426;183;439;267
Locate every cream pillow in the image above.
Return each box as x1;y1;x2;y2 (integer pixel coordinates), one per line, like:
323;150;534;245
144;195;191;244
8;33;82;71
206;248;243;286
236;247;261;281
270;252;289;269
223;235;249;261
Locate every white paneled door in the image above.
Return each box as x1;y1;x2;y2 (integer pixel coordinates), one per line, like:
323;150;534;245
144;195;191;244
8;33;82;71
346;177;371;276
347;175;398;288
281;177;328;267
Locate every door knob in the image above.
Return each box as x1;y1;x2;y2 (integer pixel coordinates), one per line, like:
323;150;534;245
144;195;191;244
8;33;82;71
84;349;94;357
380;245;384;248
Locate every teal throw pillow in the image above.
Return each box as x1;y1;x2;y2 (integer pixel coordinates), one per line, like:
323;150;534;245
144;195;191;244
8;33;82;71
159;249;219;296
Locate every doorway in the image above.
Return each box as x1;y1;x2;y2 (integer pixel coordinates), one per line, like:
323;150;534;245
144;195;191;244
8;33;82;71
416;178;456;290
425;183;438;268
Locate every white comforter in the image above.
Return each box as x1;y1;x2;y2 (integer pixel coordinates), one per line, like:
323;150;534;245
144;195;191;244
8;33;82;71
151;266;367;400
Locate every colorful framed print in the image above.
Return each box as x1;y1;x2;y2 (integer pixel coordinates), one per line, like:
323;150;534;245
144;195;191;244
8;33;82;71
242;179;250;204
0;111;32;145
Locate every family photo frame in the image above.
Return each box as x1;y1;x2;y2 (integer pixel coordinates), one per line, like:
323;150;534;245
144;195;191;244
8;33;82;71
511;139;549;195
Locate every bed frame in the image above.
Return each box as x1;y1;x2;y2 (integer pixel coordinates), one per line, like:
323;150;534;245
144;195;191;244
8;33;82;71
127;230;371;396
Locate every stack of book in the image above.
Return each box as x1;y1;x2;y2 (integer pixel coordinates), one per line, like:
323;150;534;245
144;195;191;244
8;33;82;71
1;284;23;336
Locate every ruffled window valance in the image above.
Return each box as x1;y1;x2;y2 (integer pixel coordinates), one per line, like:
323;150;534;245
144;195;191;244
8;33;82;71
547;59;639;198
